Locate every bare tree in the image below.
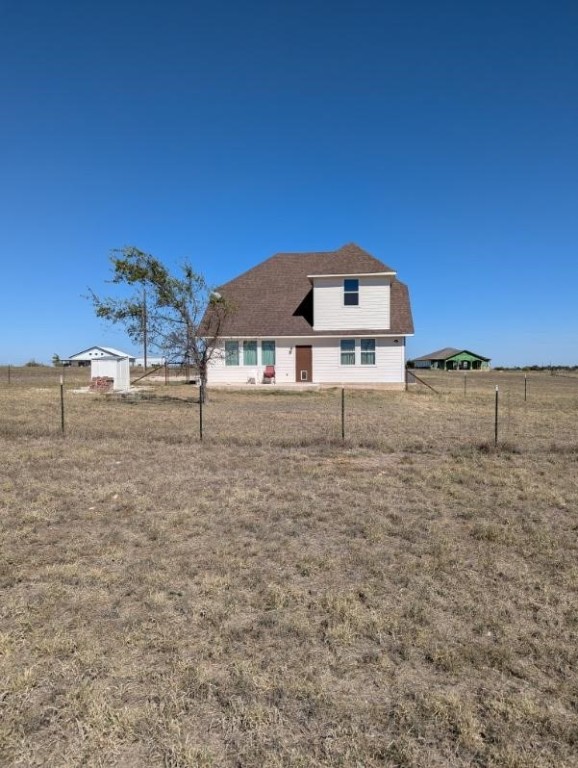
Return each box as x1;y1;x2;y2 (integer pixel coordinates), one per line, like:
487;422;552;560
90;246;231;401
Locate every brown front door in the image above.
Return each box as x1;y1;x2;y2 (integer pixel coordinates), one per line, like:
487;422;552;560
295;345;312;382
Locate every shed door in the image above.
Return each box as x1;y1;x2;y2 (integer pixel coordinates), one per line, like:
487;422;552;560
295;346;312;382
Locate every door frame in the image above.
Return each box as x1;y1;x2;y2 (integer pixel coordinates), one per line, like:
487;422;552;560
295;345;313;382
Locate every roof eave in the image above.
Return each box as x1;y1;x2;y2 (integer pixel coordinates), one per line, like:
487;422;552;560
219;332;414;339
307;271;396;282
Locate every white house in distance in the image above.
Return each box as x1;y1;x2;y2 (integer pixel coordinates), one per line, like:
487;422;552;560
63;346;136;366
207;243;414;387
133;356;166;368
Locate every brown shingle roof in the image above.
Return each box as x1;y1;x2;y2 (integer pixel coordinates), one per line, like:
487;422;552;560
213;243;414;337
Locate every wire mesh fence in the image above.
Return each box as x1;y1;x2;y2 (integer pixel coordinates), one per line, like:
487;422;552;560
0;367;576;452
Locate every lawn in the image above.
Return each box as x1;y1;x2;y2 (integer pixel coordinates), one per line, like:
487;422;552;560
0;368;577;766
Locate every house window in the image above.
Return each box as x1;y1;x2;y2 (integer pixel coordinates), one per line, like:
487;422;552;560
344;278;359;306
340;339;355;365
243;340;257;366
225;341;239;366
361;339;376;365
262;340;275;365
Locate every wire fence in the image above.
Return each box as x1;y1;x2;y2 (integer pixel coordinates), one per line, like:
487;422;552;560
0;367;576;453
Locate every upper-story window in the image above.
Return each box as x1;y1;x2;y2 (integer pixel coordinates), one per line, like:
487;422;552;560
344;279;359;306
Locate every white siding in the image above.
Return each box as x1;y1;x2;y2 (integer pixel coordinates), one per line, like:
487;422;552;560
312;338;405;384
209;340;297;385
313;276;391;331
208;337;406;385
91;357;130;391
208;343;249;383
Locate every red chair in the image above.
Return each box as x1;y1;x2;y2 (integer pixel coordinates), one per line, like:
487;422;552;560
263;365;276;384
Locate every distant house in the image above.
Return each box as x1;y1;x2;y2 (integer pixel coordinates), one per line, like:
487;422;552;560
133;356;166;368
63;346;136;367
206;243;414;387
408;348;490;371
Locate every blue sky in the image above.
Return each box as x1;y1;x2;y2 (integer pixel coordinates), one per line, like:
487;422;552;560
1;0;577;366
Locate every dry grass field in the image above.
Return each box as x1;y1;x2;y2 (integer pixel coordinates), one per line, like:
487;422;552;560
1;366;577;767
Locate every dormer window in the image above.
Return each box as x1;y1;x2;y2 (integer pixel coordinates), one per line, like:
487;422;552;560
344;279;359;306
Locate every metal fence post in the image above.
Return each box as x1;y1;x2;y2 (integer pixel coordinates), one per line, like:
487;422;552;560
199;390;203;441
60;375;65;434
341;387;345;441
524;374;527;402
494;386;499;446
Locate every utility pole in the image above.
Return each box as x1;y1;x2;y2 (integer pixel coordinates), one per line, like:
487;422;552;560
142;287;148;371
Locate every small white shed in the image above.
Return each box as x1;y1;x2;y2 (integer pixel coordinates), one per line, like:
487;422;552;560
91;356;130;391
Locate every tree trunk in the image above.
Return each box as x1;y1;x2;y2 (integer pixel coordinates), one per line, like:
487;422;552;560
199;368;208;403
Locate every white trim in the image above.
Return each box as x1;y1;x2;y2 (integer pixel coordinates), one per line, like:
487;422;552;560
219;334;412;339
307;271;396;279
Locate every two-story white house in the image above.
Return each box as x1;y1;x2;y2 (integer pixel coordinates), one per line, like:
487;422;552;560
207;243;414;387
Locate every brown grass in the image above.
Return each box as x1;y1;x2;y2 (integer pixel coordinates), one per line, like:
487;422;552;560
0;367;577;766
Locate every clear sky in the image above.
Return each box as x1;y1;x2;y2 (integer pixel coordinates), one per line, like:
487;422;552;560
1;0;577;366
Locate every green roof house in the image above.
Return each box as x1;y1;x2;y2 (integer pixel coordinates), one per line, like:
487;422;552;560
408;347;490;371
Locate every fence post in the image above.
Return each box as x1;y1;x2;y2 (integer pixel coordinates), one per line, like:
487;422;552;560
199;389;203;441
8;364;10;385
494;386;499;446
60;375;65;434
524;374;527;402
341;387;345;441
464;373;467;397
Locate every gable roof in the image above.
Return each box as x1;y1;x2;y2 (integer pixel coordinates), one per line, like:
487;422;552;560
66;346;133;360
213;243;413;337
412;347;491;362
